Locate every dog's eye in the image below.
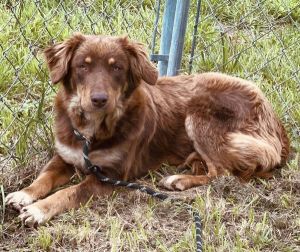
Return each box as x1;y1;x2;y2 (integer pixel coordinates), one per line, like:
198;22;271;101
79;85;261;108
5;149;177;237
78;64;88;71
112;65;122;71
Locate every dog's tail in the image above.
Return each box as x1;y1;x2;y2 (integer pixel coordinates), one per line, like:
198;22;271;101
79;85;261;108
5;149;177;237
226;132;282;179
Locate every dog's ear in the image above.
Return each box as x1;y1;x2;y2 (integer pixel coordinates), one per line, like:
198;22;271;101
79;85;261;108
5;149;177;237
119;37;158;95
44;33;85;84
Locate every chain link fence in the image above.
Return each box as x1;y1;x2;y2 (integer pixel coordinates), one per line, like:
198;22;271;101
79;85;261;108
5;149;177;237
1;0;299;179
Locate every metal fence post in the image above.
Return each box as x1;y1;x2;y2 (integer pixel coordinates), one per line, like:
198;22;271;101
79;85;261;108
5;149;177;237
167;0;190;76
157;0;176;76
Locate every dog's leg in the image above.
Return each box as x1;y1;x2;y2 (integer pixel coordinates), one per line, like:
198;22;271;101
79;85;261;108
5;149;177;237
5;155;74;211
159;152;219;191
159;174;212;191
160;110;229;191
18;175;112;227
177;151;208;175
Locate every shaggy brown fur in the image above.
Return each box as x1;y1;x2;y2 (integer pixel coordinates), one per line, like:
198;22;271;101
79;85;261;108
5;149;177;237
6;33;289;226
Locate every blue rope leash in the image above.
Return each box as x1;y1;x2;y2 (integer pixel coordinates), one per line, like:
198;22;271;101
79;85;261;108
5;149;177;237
74;129;203;252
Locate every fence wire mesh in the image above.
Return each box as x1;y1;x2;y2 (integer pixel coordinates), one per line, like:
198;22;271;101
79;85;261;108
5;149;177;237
0;0;299;178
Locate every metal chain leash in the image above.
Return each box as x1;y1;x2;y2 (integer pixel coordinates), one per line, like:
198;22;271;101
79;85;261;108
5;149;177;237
74;129;203;252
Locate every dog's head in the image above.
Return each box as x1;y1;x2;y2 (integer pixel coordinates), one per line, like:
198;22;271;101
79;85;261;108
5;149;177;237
44;33;158;114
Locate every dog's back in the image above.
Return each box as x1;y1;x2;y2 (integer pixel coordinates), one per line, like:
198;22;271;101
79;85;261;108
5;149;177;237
193;72;289;167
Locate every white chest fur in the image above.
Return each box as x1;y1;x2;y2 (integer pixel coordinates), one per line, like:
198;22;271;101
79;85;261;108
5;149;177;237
55;139;123;169
55;139;84;168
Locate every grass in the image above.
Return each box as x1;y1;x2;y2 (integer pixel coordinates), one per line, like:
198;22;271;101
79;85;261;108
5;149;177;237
1;0;300;251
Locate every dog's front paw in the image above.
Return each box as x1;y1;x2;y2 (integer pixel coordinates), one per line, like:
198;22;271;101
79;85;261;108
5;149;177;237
159;175;189;191
5;191;34;211
19;204;47;227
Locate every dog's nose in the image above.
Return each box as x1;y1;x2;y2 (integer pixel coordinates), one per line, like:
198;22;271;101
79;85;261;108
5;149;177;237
90;92;108;107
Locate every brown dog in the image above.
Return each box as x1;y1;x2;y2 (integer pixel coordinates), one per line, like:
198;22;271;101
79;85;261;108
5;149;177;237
5;34;289;227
